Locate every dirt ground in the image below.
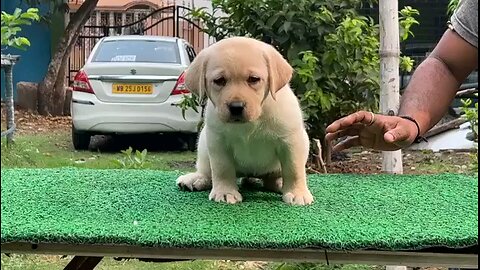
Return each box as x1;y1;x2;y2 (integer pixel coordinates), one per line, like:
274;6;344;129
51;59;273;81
1;105;71;135
1;106;475;174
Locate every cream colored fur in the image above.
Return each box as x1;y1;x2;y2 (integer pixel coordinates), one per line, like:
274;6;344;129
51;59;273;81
176;37;314;205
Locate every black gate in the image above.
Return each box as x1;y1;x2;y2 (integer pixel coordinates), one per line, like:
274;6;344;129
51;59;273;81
68;5;212;84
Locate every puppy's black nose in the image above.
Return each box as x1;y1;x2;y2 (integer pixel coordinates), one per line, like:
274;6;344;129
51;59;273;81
228;101;245;116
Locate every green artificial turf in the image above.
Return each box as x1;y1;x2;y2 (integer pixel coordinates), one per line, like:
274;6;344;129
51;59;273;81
1;168;478;251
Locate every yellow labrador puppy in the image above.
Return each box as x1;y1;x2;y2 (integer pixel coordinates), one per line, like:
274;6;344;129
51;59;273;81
176;37;314;206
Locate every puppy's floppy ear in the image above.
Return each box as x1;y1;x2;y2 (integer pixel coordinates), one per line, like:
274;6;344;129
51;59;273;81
185;48;209;100
263;44;293;99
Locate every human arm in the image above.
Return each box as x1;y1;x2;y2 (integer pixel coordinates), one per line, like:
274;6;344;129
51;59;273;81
325;8;478;152
398;28;478;137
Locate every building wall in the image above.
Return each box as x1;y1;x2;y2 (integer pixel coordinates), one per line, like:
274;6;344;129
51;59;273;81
1;0;64;100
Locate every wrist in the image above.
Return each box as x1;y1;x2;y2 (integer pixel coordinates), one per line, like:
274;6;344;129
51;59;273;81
398;115;428;143
397;109;430;135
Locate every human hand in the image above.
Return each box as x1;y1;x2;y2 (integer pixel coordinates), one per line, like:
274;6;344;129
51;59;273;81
325;111;419;152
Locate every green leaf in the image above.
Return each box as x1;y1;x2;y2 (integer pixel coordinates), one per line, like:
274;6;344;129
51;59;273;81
281;21;291;33
26;8;39;13
20;12;40;21
266;13;280;28
13;8;22;18
8;26;22;33
285;11;296;21
1;7;40;50
121;147;133;156
17;37;30;46
113;159;126;168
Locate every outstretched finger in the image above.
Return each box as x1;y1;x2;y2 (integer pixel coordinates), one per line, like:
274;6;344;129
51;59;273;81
332;136;361;152
326;111;376;133
325;124;363;142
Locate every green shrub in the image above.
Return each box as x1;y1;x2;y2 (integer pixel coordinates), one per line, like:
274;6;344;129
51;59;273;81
183;0;418;138
460;94;478;171
114;147;148;169
1;8;40;50
461;94;479;142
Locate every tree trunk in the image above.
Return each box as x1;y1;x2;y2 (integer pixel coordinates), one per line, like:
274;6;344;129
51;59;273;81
37;0;100;116
380;2;405;270
52;51;70;116
379;0;403;174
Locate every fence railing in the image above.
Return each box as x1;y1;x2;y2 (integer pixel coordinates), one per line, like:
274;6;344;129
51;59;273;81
67;4;215;85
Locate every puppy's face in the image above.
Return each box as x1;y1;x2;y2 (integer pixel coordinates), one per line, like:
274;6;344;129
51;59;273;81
185;37;293;123
205;45;269;123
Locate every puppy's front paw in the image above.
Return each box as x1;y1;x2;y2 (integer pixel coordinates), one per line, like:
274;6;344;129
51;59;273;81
176;173;212;191
209;187;243;204
282;189;314;206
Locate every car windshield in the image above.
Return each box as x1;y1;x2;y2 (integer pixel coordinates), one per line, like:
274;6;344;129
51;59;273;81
92;40;180;64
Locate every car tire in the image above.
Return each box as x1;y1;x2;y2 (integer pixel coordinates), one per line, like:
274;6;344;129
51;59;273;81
72;126;91;150
186;134;197;152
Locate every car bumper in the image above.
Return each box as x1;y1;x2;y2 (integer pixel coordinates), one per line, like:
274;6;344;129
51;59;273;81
71;92;201;134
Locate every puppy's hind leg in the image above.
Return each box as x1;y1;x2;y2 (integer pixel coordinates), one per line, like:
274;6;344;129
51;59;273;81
262;174;283;194
176;129;212;191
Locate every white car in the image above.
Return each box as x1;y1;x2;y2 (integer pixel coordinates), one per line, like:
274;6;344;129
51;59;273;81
70;35;201;151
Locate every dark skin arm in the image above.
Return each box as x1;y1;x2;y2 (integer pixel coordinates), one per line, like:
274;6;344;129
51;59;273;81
325;29;478;152
398;28;478;135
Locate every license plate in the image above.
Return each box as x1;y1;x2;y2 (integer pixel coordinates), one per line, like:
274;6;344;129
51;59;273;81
112;83;153;94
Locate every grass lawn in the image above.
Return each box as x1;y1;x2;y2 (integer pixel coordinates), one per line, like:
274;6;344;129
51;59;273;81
1;254;386;270
1;127;474;270
1;132;196;171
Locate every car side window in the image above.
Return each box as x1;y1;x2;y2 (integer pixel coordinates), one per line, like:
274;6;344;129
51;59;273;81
185;45;196;63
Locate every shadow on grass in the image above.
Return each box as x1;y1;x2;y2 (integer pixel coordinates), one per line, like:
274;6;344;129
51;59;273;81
89;133;193;153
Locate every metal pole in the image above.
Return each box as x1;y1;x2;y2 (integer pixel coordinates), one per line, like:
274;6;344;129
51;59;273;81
4;65;15;145
175;6;179;38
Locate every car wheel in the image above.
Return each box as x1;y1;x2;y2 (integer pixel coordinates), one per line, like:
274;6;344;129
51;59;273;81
186;134;198;152
72;126;91;150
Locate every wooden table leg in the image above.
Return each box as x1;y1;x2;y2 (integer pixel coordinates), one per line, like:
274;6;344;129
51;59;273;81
64;256;103;270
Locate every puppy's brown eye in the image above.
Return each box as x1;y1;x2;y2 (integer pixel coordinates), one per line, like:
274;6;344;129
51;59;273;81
213;77;226;86
247;76;261;84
